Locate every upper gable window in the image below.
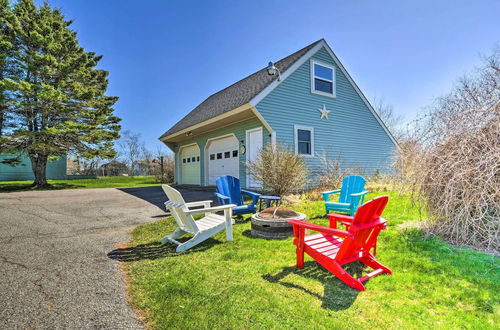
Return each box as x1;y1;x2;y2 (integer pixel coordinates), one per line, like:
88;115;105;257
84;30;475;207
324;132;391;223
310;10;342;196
311;60;336;97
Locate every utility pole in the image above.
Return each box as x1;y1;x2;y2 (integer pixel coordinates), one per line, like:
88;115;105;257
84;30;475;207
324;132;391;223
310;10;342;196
160;156;164;183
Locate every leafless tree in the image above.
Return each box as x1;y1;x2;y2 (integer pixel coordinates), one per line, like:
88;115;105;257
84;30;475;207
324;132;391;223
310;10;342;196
118;130;144;176
138;146;154;175
151;147;174;183
67;155;105;176
398;47;500;254
372;96;405;140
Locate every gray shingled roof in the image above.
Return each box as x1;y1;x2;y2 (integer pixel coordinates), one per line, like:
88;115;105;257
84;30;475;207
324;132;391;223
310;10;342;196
160;39;323;139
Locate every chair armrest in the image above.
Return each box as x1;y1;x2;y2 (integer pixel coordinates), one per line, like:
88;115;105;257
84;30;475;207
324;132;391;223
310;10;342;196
241;189;260;197
350;190;368;206
241;189;260;204
321;189;341;201
350;191;368;197
328;214;354;221
288;220;353;238
185;200;212;208
185;204;237;215
215;192;230;204
350;217;387;232
327;213;354;226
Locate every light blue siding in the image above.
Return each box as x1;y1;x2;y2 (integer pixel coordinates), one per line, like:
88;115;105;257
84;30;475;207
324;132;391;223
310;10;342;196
172;117;270;188
0;154;67;181
255;46;396;180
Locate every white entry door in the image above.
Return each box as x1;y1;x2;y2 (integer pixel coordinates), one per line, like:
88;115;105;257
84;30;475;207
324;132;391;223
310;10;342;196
246;127;263;188
179;144;200;185
207;135;240;185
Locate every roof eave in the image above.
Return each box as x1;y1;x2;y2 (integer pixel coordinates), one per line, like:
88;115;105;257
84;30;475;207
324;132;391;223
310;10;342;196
159;103;272;143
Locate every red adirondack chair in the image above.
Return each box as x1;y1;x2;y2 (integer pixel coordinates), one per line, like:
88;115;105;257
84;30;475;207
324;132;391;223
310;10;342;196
288;196;392;291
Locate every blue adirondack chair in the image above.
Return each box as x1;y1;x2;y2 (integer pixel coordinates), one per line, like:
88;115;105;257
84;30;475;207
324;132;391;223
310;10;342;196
322;175;368;216
215;176;260;216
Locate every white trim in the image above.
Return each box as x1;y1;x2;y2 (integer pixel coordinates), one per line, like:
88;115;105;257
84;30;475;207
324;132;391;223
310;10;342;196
161;103;274;143
203;133;239;186
160;103;252;141
249;42;325;106
271;131;276;147
171;116;253;142
294;125;314;157
245;127;263;188
178;143;201;185
310;59;336;98
248;39;398;148
249;106;273;133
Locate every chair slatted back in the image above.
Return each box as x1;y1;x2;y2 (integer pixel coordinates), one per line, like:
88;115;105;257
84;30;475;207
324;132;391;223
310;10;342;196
335;196;388;261
338;175;366;205
216;176;243;206
162;185;198;234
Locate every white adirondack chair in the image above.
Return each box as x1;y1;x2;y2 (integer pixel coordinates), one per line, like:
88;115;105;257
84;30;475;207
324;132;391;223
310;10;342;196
161;185;236;252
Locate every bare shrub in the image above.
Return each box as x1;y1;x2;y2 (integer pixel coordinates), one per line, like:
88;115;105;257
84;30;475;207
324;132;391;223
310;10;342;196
152;154;174;183
316;156;347;190
399;48;500;254
316;154;363;190
247;143;307;197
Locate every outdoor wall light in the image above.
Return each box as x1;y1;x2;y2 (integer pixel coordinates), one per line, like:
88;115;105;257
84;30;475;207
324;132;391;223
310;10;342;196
185;131;193;136
266;61;281;81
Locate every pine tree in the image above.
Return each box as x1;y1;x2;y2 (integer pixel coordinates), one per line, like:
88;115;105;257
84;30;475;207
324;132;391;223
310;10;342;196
0;0;121;187
0;0;13;137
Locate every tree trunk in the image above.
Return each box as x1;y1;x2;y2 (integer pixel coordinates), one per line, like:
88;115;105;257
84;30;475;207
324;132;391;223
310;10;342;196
30;153;50;188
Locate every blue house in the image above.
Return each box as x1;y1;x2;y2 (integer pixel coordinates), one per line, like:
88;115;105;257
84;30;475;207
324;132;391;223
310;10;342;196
160;39;397;188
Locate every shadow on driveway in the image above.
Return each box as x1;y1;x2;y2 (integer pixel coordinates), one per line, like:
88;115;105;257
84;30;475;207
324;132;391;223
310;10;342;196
117;186;218;218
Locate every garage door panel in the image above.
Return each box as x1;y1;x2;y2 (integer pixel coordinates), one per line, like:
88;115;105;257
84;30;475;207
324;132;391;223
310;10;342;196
207;136;239;185
180;144;200;185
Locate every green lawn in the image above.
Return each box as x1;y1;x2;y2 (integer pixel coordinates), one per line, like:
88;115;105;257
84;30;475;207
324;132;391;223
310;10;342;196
118;191;500;329
0;176;161;192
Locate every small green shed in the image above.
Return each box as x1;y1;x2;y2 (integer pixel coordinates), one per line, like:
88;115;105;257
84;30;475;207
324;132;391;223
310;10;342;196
0;154;67;181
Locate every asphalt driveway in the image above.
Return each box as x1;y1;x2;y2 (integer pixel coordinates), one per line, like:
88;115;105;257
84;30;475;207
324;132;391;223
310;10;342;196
0;186;214;329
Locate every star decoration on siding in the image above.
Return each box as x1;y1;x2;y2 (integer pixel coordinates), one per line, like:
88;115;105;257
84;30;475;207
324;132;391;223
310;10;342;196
317;104;331;120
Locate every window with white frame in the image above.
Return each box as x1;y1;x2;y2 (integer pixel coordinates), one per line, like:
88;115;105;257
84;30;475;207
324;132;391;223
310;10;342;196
294;125;314;156
311;60;335;97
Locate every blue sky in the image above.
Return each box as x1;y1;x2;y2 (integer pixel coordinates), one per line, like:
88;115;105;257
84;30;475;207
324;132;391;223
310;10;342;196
37;0;500;151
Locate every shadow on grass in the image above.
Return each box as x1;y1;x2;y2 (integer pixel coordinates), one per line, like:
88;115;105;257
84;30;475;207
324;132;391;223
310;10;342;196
0;182;84;193
107;238;222;262
263;261;364;311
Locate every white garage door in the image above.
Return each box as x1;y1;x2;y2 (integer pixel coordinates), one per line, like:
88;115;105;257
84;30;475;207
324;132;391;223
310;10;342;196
207;135;239;185
180;144;200;185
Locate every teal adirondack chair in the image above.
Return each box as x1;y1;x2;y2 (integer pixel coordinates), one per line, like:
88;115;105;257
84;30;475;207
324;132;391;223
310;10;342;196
322;175;368;216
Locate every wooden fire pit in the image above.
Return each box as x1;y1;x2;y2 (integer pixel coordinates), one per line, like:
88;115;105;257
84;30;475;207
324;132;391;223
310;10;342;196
251;207;306;239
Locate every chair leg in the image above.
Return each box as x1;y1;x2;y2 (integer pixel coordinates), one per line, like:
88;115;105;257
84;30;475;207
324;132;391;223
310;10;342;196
296;246;304;269
360;253;392;274
161;228;186;245
323;261;365;291
176;234;205;252
224;209;233;241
